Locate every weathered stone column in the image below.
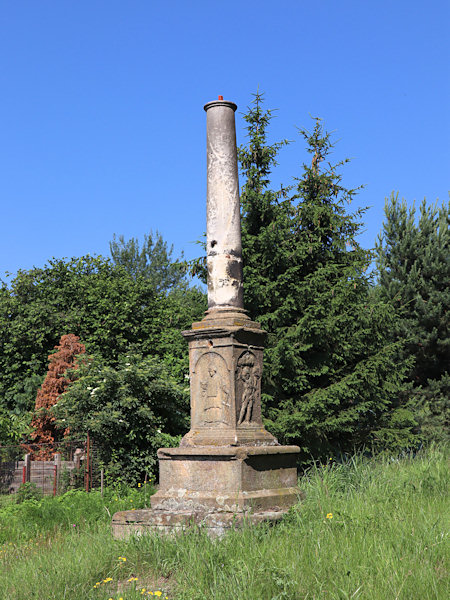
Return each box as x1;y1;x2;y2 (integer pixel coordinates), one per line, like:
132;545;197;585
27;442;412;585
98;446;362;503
180;96;275;447
204;99;243;311
112;97;300;539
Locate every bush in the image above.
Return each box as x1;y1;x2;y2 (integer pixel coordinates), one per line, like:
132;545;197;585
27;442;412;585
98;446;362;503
15;482;42;504
53;353;188;485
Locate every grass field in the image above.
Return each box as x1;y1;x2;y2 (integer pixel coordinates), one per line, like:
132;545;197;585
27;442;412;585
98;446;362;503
0;446;448;600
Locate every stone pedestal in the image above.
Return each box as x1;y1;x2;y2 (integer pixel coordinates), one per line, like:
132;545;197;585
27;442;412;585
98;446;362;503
112;445;301;538
181;308;277;447
112;310;301;539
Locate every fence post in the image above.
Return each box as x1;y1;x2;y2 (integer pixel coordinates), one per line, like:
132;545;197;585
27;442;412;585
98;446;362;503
53;465;57;496
22;466;26;484
24;453;31;483
100;469;104;496
85;433;90;493
54;453;61;493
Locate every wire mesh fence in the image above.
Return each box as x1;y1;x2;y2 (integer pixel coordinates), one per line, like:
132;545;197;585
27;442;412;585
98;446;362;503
0;437;101;496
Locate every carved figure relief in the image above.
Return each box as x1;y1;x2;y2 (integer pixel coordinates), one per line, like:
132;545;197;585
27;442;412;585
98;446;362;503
195;352;230;427
237;351;261;425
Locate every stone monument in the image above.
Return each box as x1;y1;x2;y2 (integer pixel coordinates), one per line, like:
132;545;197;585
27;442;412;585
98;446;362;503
112;97;300;538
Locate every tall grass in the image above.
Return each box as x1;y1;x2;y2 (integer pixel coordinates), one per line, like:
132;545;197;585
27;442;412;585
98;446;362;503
0;446;448;599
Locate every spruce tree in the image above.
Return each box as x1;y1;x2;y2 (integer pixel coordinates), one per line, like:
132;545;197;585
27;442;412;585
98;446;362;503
239;94;416;461
376;194;450;442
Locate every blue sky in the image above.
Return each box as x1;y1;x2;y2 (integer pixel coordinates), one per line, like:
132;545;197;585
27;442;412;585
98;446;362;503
1;0;449;280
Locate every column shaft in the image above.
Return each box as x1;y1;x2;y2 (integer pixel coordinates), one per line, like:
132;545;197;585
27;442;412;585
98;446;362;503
204;99;243;310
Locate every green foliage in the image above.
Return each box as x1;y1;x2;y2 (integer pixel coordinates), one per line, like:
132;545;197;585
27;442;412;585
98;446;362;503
376;194;450;442
1;447;447;600
0;255;206;418
53;354;189;484
15;482;42;504
238;93;417;460
0;408;33;446
110;230;187;293
0;485;154;545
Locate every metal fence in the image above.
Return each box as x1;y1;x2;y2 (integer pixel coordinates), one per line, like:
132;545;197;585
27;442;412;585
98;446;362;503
0;437;100;496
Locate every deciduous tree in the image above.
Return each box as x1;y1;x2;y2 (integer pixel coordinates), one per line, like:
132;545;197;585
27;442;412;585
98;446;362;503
109;230;187;293
0;255;205;417
53;353;188;484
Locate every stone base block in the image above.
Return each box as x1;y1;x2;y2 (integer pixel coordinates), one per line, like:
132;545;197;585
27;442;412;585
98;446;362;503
112;444;301;539
112;507;291;539
151;486;299;513
153;445;300;503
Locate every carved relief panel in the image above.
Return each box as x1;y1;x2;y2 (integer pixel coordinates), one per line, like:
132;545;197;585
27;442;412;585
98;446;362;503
192;352;231;428
235;350;262;426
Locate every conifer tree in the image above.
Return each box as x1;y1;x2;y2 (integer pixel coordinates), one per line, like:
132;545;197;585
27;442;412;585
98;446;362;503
239;94;416;460
376;194;450;442
28;334;85;459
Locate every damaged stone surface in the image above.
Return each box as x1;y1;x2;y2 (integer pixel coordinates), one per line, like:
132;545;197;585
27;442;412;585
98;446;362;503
204;99;243;311
112;446;302;538
111;98;300;539
180;313;277;447
112;508;289;539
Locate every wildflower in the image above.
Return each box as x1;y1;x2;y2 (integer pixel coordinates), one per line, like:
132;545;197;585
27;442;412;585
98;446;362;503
155;592;162;597
138;483;142;487
326;513;333;519
128;577;138;582
103;577;113;582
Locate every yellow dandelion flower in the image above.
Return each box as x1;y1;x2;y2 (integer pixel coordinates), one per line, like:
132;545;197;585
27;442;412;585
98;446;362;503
154;592;162;597
138;483;142;487
326;513;333;519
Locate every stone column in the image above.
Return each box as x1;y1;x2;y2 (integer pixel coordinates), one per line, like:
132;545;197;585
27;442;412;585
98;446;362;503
204;99;243;311
111;97;300;539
